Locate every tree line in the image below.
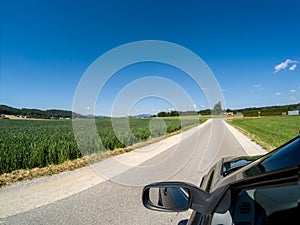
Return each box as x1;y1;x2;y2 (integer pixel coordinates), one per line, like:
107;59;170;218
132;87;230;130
1;103;299;119
157;103;299;117
0;105;83;119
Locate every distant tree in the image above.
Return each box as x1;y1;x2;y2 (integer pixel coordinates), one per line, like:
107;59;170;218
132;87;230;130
170;111;179;116
212;102;222;115
157;112;167;117
198;109;211;115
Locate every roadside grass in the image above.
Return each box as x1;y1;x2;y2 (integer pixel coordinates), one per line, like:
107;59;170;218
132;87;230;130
0;117;206;188
227;115;300;151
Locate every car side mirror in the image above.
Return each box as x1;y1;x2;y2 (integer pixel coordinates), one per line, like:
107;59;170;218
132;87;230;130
142;181;230;215
144;186;191;212
142;181;210;213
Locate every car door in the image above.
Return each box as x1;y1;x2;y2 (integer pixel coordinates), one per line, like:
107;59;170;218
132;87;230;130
210;163;299;225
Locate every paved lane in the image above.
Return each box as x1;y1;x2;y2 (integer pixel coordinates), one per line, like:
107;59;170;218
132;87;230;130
0;119;265;225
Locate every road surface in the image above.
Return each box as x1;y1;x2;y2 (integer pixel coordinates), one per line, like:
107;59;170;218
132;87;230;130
0;119;266;225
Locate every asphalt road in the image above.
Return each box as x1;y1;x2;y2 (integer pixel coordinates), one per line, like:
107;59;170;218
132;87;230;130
0;119;266;225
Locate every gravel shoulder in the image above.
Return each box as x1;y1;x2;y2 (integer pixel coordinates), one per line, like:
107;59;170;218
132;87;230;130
224;120;268;155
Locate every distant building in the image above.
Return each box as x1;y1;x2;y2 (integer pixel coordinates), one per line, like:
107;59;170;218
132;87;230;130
222;112;234;115
288;110;300;115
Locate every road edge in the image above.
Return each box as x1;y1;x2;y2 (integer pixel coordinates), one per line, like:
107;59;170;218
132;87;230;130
224;120;268;155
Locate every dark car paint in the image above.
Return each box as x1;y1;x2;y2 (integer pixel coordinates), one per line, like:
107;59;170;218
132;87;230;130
214;135;299;191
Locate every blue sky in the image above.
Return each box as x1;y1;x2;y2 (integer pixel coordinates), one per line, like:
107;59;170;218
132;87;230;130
1;0;300;116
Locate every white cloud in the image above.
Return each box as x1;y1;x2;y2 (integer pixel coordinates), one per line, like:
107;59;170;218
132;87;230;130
290;89;296;93
289;64;297;71
274;59;299;73
251;84;263;92
275;92;281;96
254;83;262;88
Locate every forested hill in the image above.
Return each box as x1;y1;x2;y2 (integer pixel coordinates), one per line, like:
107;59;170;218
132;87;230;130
0;105;83;119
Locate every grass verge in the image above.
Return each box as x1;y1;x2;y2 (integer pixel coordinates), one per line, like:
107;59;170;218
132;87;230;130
227;115;300;151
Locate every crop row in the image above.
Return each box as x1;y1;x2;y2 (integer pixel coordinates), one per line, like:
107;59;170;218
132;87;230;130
0;117;202;174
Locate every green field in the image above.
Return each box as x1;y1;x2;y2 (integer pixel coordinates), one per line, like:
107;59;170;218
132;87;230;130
228;115;300;150
0;116;204;174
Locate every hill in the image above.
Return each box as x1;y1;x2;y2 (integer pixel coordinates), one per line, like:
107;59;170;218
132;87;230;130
0;105;83;119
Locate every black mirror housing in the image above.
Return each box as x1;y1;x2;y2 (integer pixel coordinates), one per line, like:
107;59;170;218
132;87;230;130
142;181;210;213
142;181;230;215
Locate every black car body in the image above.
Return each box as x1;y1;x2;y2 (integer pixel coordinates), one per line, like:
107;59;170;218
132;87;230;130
142;135;300;225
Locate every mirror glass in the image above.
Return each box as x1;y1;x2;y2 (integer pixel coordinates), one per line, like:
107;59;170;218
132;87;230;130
148;187;190;211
